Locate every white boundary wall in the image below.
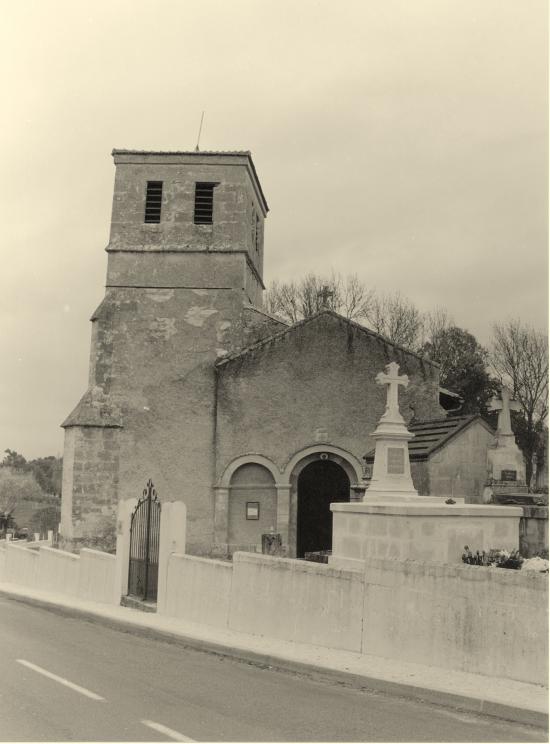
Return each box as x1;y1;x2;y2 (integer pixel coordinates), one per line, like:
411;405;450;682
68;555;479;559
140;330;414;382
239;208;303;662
162;551;548;687
164;554;232;628
1;540;547;686
229;553;364;651
78;549;118;604
0;542;117;605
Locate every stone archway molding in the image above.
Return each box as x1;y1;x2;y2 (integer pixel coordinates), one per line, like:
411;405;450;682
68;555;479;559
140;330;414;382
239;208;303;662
217;453;281;489
282;445;364;558
214;447;364;555
282;444;363;485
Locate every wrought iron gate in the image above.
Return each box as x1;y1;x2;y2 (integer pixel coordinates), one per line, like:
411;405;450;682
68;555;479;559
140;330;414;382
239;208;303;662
128;479;161;601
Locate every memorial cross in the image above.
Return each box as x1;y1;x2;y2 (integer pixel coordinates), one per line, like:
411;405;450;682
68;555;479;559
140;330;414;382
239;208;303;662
488;386;521;437
376;362;409;422
318;285;334;309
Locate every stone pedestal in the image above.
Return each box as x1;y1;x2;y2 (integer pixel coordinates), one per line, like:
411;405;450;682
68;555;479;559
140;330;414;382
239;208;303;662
329;501;523;570
487;442;526;485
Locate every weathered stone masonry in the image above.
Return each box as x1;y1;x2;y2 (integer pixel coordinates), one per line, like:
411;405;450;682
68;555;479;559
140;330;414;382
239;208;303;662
61;151;270;552
61;148;451;557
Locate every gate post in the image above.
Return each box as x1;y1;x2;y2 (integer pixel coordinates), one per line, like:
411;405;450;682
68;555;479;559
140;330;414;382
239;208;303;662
157;501;187;615
114;498;137;603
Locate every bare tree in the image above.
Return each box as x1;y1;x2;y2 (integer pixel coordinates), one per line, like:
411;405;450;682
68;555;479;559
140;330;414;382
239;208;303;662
264;272;374;324
491;319;549;488
365;291;424;349
420;307;454;350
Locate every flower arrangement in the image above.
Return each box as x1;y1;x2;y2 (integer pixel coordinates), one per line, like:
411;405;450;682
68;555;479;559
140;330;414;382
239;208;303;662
461;546;523;569
461;546;549;572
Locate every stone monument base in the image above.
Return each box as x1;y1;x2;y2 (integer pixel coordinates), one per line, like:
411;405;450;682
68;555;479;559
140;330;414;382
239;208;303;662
329;500;523;570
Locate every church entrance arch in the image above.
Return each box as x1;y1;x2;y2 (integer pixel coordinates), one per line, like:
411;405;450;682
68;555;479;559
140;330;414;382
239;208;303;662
296;459;350;558
284;447;362;558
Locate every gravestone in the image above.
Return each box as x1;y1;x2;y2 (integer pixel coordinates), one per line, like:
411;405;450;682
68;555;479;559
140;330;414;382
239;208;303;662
485;386;531;503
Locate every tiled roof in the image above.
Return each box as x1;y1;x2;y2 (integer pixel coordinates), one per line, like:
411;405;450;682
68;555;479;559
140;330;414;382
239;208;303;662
365;415;495;461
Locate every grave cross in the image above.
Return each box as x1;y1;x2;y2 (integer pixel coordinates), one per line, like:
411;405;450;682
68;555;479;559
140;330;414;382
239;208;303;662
488;386;520;437
376;362;409;423
318;285;334;309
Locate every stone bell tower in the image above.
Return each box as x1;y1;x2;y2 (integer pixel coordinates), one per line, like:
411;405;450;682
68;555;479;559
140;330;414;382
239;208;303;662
61;150;269;552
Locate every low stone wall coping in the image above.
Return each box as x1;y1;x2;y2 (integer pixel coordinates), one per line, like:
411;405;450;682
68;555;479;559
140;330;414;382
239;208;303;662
232;551;364;581
363;556;549;588
331;503;524;517
80;548;116;561
39;546;79;561
171;553;232;570
6;543;39;556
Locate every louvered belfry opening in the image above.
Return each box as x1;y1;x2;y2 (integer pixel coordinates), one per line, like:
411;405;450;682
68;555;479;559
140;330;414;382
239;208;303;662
144;181;163;223
194;182;217;225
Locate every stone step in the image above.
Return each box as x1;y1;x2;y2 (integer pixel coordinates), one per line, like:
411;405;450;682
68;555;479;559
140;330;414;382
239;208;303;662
120;595;157;613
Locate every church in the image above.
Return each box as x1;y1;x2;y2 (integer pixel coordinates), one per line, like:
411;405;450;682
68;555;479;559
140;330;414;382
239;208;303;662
60;149;493;557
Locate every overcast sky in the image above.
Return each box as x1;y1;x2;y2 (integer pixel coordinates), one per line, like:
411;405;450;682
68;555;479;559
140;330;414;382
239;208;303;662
1;0;547;459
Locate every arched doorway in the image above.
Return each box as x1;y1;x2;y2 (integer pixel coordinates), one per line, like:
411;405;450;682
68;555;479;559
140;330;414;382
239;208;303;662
296;460;350;558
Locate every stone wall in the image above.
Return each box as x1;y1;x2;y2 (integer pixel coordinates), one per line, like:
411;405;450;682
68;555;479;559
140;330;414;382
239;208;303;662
330;502;522;566
60;426;120;550
362;557;548;685
64;285;255;554
164;553;232;628
0;543;118;605
428;420;495;502
229;552;364;651
157;550;549;686
520;506;549;557
109;151;267;284
61;151;272;555
215;313;444;484
410;460;430;495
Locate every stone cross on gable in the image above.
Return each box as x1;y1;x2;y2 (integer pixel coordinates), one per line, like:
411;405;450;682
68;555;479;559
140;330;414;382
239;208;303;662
488;385;520;437
318;285;334;309
376;362;409;423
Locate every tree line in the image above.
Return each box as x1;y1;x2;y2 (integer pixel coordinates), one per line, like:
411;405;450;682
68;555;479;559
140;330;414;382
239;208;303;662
265;273;548;488
0;451;62;534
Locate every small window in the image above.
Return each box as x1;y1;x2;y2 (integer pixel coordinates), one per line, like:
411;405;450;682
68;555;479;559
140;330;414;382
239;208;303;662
255;214;261;252
194;182;217;225
144;181;163;223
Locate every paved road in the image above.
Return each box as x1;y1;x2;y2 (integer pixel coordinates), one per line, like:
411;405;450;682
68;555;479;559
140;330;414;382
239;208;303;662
0;596;545;742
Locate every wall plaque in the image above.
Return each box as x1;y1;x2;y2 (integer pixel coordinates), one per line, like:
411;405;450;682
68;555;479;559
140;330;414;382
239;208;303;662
387;447;405;475
501;469;517;482
246;501;260;520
